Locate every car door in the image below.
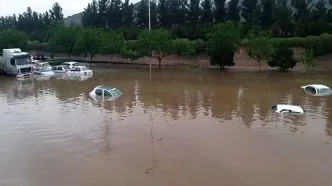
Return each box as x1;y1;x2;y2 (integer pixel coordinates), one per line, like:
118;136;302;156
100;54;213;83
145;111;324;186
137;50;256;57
103;90;114;98
75;67;82;75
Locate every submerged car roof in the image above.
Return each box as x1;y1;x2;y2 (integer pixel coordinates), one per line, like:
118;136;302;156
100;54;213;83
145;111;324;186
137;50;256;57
98;85;115;90
62;61;78;64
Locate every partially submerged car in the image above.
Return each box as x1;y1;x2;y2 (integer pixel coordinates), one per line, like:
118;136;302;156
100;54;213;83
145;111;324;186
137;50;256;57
272;104;304;114
301;84;332;96
34;67;55;76
52;65;71;73
67;66;93;76
89;85;123;101
61;61;80;69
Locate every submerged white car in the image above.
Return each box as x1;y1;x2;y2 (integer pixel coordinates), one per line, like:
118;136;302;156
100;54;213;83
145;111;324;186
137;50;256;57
67;66;93;76
52;65;71;73
272;104;304;114
34;67;55;76
61;61;80;69
89;85;123;101
37;62;52;70
301;84;332;96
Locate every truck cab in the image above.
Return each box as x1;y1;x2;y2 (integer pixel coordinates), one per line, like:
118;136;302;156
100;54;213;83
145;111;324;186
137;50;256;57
0;48;34;78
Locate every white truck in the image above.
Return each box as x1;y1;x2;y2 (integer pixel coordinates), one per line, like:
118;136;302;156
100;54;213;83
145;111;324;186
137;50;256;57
0;48;34;78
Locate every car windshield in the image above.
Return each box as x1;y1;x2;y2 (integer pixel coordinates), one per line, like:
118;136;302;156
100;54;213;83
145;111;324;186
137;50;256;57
42;63;50;66
63;65;70;70
14;54;31;65
40;67;50;72
82;67;90;71
111;89;123;97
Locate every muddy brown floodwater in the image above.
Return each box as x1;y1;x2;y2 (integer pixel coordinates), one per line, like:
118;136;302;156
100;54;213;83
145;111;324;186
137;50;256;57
0;68;332;186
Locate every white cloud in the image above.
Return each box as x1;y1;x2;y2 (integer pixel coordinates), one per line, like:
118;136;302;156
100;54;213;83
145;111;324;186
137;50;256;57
0;0;140;17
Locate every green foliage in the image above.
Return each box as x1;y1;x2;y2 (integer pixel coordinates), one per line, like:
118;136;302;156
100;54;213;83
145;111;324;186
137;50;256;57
99;31;125;61
298;48;315;71
191;39;207;54
267;47;297;72
49;25;81;58
74;28;103;63
27;41;51;52
172;39;196;58
246;37;273;70
206;22;241;70
137;29;173;69
0;29;29;50
120;40;142;62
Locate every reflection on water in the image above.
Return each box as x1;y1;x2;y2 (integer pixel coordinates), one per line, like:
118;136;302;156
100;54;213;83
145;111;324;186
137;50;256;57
0;69;332;186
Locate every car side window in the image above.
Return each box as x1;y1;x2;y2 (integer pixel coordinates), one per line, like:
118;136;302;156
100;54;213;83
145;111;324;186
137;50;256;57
103;90;113;97
95;89;103;96
77;68;81;71
52;66;56;70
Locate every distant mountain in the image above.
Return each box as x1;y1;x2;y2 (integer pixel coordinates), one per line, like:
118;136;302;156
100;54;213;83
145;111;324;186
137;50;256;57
64;12;83;26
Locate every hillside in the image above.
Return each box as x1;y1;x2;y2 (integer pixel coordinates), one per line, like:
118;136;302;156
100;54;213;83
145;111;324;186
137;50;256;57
64;12;83;25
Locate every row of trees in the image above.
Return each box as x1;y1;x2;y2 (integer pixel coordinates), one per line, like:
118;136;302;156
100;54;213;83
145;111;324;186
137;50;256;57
81;0;332;39
0;2;63;41
2;1;332;41
2;21;319;72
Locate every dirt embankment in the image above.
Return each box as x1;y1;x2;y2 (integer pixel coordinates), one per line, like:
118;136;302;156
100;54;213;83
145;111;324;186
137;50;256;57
28;47;332;71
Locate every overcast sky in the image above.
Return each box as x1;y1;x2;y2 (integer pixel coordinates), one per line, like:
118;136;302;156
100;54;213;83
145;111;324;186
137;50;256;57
0;0;140;17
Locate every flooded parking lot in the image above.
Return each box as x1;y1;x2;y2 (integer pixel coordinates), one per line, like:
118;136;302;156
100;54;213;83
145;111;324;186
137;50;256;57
0;68;332;186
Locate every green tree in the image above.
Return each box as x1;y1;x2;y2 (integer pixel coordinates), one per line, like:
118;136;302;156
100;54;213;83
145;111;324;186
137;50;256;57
241;0;262;26
272;0;294;37
122;0;134;28
206;22;241;71
298;48;315;72
172;39;196;59
135;0;149;28
267;47;297;72
308;0;329;36
246;37;273;71
158;0;170;28
74;28;103;66
213;0;227;23
82;1;99;27
187;0;202;39
260;0;275;29
99;31;124;61
49;25;81;59
201;0;213;25
107;0;123;29
97;0;109;28
226;0;241;23
49;2;64;21
120;40;142;63
0;29;29;50
137;29;173;69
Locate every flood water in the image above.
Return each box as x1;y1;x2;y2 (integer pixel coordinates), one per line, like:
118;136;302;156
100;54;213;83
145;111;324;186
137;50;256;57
0;68;332;186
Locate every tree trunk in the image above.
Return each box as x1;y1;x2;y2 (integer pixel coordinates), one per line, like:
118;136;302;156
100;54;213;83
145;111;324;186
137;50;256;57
158;59;161;69
110;55;113;62
258;60;260;71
